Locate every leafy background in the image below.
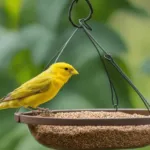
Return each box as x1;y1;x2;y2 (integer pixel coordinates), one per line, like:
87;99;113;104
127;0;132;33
0;0;150;150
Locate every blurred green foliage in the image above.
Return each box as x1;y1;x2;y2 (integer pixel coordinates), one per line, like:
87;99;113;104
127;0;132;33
142;59;150;74
0;0;150;150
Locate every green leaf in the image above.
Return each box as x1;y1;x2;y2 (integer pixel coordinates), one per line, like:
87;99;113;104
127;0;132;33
16;134;48;150
4;0;22;28
142;59;150;74
9;49;41;84
0;71;19;149
36;0;68;30
0;25;7;35
0;125;28;149
0;24;52;69
19;24;55;65
20;0;37;26
0;31;24;69
0;71;16;97
89;21;127;54
123;2;149;17
0;8;6;26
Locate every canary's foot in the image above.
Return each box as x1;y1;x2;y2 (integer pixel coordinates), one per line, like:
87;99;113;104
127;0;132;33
37;107;51;115
25;107;39;115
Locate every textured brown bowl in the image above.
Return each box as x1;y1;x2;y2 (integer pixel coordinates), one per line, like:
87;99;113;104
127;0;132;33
15;109;150;150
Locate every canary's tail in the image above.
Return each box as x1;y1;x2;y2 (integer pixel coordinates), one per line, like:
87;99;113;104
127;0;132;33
0;101;20;110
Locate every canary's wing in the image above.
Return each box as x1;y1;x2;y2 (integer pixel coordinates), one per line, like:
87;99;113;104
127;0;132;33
1;76;51;102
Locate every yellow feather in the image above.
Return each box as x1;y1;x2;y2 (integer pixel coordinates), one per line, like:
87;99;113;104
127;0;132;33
0;62;79;109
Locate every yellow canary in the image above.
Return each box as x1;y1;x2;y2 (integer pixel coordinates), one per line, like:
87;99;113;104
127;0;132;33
0;62;79;109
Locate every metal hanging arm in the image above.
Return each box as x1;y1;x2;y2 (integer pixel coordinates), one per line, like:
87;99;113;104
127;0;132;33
79;20;119;110
79;19;150;111
69;0;93;30
104;54;150;109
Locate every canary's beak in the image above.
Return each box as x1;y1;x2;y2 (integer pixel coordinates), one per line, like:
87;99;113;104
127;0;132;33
71;69;79;75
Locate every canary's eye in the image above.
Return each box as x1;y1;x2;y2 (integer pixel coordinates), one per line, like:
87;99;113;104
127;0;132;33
64;67;68;70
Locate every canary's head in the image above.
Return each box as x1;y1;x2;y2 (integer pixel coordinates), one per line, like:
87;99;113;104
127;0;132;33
49;62;79;78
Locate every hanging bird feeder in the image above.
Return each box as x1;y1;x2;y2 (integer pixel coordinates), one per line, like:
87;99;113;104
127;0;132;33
15;0;150;150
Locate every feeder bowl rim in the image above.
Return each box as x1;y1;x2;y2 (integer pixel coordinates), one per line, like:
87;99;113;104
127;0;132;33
14;108;150;126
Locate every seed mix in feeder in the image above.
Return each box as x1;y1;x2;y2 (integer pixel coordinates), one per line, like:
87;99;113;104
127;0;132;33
28;111;150;150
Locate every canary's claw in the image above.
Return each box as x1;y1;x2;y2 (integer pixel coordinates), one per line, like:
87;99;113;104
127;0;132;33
32;111;39;116
37;107;51;115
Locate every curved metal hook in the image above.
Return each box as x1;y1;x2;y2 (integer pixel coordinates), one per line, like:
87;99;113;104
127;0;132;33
69;0;93;29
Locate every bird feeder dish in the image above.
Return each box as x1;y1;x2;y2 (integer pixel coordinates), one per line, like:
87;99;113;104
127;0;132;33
15;109;150;150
